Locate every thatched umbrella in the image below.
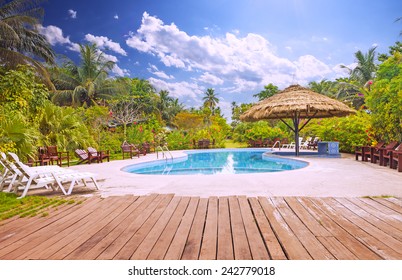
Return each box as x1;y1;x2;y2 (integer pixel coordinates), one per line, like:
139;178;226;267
240;85;356;156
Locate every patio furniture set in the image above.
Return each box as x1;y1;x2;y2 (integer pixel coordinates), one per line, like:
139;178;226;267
355;141;402;172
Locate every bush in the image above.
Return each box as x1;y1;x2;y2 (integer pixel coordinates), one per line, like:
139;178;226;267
303;112;373;153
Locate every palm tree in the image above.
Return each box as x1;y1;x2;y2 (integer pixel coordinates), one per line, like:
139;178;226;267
202;88;219;115
341;46;377;86
308;80;336;98
0;0;55;88
51;44;116;107
338;47;378;109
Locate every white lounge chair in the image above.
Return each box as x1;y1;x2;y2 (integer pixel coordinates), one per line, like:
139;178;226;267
300;137;312;150
8;153;99;198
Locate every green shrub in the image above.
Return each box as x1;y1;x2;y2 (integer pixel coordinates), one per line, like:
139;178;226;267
303;112;373;152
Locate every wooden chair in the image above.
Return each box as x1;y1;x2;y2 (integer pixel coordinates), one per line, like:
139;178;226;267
87;147;110;163
383;143;402;167
75;149;99;164
46;145;70;167
390;151;402;172
355;142;384;161
372;141;399;166
121;142;140;159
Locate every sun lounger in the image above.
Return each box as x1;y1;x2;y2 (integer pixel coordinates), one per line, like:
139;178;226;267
8;152;99;198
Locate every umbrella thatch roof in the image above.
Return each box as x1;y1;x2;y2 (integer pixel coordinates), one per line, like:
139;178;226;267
240;85;356;121
240;84;356;156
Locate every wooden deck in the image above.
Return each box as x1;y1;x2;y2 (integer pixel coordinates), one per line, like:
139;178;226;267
0;194;402;260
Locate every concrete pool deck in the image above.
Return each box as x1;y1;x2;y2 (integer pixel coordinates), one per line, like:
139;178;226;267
69;149;402;198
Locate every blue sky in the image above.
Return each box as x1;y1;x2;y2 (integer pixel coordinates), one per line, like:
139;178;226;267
39;0;402;119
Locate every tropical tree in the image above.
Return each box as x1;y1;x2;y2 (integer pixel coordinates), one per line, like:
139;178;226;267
0;0;55;88
51;43;116;107
341;46;378;86
308;80;336;97
202;88;219;115
337;47;378;109
365;51;402;142
253;83;279;101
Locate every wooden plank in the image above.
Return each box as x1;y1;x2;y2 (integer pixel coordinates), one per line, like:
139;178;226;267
0;197;98;248
147;197;191;260
64;195;145;259
0;196;110;259
164;197;200;260
317;236;358;260
48;196;137;259
313;198;401;259
228;196;251;259
386;197;402;208
284;197;332;237
217;197;233;260
258;197;312;260
79;194;162;260
358;198;402;226
337;198;402;242
130;196;182;260
32;196;133;260
238;196;269;259
199;196;218;260
329;198;402;256
181;198;208;260
248;197;286;260
108;194;174;260
271;197;334;260
351;198;402;232
298;197;378;260
372;198;402;214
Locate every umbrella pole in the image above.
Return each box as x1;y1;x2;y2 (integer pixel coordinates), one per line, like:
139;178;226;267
293;113;300;156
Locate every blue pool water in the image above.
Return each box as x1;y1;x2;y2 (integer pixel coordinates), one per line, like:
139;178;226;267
123;149;308;175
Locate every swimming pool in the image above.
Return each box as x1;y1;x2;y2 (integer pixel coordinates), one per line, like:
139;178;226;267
122;149;308;175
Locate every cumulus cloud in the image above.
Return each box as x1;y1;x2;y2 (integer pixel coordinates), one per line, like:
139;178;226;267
38;25;80;52
293;55;332;83
126;12;335;92
199;72;224;85
68;9;77;19
85;34;127;56
147;64;174;80
148;77;203;100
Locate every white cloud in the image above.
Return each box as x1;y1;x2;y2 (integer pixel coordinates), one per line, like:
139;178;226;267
147;64;174;79
85;34;127;56
38;25;80;52
114;14;119;20
126;12;336;91
148;77;203;100
68;9;77;19
112;65;130;77
293;55;332;83
199;72;224;85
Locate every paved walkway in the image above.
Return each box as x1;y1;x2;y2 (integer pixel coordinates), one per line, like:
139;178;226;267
1;194;401;260
68;149;402;198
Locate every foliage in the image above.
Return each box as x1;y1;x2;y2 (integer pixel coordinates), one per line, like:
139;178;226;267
0;106;38;157
365;51;402;142
166;131;191;150
0;65;48;115
0;0;55;88
253;83;279;101
37;102;96;151
232;121;288;142
302;112;373;152
174;111;204;131
202;88;219;116
51;43;116;107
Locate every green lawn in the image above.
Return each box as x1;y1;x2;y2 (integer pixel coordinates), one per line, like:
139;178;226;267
224;139;248;148
0;192;81;221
